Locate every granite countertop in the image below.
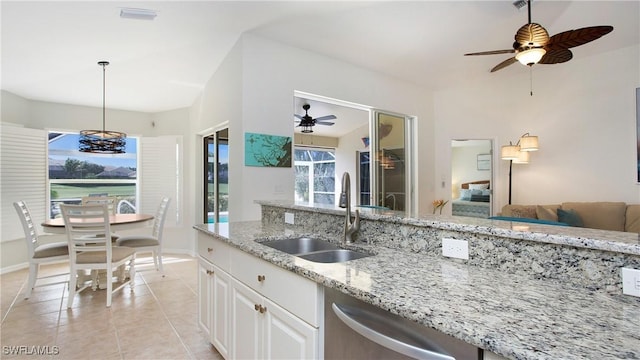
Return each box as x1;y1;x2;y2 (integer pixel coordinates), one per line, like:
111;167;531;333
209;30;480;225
257;200;640;256
194;221;640;360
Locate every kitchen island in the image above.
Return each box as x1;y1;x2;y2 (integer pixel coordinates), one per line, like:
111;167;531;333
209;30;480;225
194;201;640;360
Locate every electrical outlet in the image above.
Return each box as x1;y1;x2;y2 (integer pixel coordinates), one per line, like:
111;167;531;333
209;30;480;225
442;238;469;260
621;268;640;297
284;212;295;225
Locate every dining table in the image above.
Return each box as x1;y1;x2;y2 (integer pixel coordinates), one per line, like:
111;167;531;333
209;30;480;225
42;213;155;290
42;213;154;234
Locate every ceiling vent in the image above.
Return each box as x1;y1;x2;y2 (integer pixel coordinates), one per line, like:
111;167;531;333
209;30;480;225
120;8;157;21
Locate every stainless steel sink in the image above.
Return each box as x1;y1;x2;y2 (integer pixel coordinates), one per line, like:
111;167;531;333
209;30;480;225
297;249;371;263
257;237;372;263
259;237;340;255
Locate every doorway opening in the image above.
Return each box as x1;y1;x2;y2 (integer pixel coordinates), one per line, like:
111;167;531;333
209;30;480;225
293;91;415;214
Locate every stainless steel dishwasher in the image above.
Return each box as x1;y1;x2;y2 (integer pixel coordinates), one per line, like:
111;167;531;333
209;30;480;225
324;287;482;360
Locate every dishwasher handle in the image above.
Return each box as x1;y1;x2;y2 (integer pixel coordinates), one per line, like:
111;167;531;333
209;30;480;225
332;303;455;360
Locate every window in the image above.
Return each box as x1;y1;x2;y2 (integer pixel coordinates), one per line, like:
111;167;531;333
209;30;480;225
294;147;335;206
48;132;138;218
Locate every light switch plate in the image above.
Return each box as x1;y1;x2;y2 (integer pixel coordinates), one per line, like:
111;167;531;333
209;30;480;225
442;238;469;260
284;212;294;225
621;268;640;297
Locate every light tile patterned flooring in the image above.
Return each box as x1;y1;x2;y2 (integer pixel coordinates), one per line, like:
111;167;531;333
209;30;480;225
1;255;223;359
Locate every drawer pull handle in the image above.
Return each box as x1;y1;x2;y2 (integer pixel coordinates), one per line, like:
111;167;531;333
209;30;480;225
207;247;213;253
254;304;260;311
254;304;267;313
206;270;214;275
257;275;266;282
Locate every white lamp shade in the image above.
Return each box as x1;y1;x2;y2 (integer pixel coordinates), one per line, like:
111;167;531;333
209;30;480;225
515;48;546;66
501;144;520;160
519;135;539;151
513;150;530;164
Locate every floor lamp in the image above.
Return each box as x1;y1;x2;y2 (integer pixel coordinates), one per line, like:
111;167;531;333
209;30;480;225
501;133;538;204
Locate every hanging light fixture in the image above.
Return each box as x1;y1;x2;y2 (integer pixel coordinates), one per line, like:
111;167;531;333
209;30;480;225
79;61;127;154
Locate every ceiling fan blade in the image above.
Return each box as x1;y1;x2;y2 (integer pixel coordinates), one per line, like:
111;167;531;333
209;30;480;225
546;26;613;50
490;57;518;72
294;114;304;120
465;49;515;56
538;48;573;64
315;121;335;126
314;115;336;121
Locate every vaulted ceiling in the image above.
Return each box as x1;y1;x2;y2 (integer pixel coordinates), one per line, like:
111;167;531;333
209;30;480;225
2;1;638;114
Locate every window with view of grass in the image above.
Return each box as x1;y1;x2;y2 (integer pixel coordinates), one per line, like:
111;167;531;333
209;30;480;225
294;147;335;206
48;132;138;218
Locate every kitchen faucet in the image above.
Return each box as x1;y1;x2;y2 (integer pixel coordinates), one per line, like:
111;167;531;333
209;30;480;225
339;172;360;244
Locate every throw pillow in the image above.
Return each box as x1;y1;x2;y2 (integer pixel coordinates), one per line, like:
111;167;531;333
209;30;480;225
469;183;489;190
536;206;558;221
557;208;584;227
510;207;537;219
459;189;472;201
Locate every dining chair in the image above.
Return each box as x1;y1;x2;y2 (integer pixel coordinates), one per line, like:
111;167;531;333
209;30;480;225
13;200;69;299
60;204;136;308
116;197;170;275
81;196;117;215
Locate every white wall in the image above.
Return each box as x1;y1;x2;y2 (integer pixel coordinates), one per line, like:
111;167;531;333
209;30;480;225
434;44;640;212
189;39;243;224
335;124;369;205
225;34;433;221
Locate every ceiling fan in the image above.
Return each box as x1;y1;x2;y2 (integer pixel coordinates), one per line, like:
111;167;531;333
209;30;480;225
294;104;336;133
465;0;613;72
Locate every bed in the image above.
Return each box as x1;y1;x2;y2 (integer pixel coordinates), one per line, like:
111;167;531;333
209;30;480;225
452;180;491;218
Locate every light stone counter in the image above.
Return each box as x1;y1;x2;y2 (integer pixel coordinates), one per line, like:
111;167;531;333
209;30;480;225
257;200;640;256
194;220;640;360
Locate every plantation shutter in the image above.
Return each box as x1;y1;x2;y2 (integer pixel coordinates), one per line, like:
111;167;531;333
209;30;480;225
1;125;47;242
139;136;182;227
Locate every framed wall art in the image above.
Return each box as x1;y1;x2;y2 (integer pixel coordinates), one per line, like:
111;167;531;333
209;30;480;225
244;132;292;167
477;153;491;171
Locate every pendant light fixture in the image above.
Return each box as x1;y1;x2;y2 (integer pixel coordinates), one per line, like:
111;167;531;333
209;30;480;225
79;61;127;154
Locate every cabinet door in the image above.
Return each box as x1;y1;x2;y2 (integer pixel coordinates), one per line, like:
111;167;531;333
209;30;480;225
263;297;318;360
197;258;213;336
231;280;262;360
211;265;230;359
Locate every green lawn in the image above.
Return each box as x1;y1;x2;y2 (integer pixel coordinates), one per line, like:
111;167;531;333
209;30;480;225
51;184;135;199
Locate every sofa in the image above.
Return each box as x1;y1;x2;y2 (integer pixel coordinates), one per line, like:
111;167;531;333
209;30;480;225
498;202;640;233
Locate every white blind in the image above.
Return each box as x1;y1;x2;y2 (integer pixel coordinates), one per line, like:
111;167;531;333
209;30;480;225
140;136;182;227
1;125;47;242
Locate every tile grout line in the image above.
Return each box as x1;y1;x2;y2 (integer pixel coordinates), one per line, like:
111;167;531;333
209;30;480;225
131;269;196;360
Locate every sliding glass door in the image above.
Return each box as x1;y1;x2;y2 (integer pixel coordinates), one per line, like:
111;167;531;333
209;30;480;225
204;128;228;223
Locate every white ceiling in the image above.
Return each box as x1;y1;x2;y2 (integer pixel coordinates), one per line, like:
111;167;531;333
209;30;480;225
2;1;638;121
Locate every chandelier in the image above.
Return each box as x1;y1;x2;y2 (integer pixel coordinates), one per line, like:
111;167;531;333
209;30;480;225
79;61;127;154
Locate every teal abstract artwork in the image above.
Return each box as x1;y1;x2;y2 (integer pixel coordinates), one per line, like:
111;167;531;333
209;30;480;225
244;132;292;167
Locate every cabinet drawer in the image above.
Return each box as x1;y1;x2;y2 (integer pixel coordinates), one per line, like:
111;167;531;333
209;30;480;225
197;232;232;271
231;250;320;327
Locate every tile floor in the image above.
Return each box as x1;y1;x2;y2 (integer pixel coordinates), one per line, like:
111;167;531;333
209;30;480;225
1;255;224;360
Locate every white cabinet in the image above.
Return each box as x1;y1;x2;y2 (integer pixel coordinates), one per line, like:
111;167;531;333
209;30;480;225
211;264;231;359
197;258;213;337
198;259;231;359
231;277;318;359
197;233;320;360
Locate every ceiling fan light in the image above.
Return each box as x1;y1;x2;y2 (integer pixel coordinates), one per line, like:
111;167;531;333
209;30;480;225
501;144;520;160
515;48;546;66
